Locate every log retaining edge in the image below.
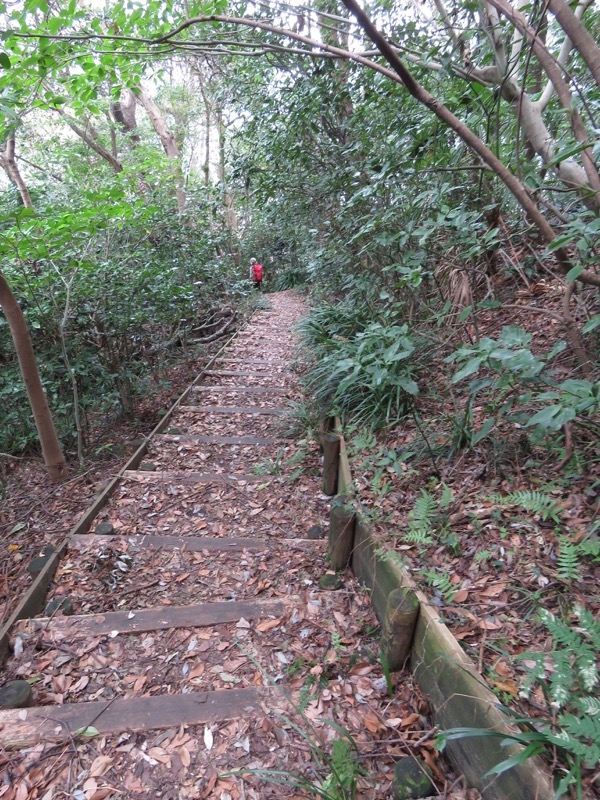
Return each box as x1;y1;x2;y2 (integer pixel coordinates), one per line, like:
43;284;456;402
327;424;553;800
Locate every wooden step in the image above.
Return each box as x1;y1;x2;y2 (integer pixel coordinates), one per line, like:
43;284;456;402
123;470;266;484
156;434;279;445
71;534;271;552
216;358;289;365
205;370;288;378
179;405;287;415
23;597;287;638
193;385;289;395
0;687;268;749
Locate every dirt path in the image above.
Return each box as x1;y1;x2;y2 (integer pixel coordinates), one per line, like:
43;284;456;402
0;293;445;800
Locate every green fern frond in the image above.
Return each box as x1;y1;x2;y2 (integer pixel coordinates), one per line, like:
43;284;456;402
574;696;600;717
409;489;437;527
490;490;562;522
422;569;455;603
440;483;454;509
556;536;581;583
403;529;434;546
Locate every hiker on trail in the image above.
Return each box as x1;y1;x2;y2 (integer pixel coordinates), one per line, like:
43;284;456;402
249;257;264;291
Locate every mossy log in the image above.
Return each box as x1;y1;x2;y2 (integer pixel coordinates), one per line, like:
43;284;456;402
328;496;356;570
322;432;341;496
381;588;420;671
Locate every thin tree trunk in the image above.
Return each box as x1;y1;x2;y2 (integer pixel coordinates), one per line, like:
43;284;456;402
0;273;66;481
0;135;34;207
217;108;238;231
198;79;212;187
138;86;187;212
56;110;123;173
546;0;600;87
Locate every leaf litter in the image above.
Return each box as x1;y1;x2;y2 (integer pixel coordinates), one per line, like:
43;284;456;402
0;293;461;799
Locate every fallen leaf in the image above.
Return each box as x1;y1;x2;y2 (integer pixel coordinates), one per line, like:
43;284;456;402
204;726;214;751
89;755;114;778
256;618;281;632
480;583;507;597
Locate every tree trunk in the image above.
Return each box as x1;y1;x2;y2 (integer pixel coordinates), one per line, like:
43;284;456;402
0;272;66;481
546;0;600;88
0;135;34;208
112;88;140;144
138;85;187;213
486;0;600;211
56;110;123;173
217;108;238;231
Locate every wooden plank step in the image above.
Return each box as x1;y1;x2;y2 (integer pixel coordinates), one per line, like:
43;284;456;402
24;598;286;638
0;687;267;749
192;385;289;395
205;369;288;378
123;470;266;484
217;358;288;365
156;434;279;445
70;534;270;552
179;405;287;415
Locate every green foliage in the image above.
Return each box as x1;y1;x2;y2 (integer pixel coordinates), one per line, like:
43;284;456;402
489;490;562;523
0;172;240;454
446;328;600;446
421;569;455;604
301;303;420;429
439;604;600;796
555;535;600;583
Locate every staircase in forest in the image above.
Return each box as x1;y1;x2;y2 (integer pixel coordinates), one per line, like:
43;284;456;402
0;293;426;800
0;294;330;797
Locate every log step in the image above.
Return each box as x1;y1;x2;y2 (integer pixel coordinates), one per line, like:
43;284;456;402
71;534;272;552
123;470;266;484
155;434;279;445
22;597;287;638
216;358;289;365
0;687;268;749
192;385;289;395
179;405;287;415
205;370;288;378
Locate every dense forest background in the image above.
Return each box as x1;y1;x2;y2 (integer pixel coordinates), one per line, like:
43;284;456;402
0;0;598;473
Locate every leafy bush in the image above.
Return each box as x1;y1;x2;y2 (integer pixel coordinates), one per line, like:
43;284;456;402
301;305;419;428
446;326;600;446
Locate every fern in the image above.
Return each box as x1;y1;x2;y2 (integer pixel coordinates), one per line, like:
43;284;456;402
490;489;562;522
574;696;600;716
556;536;581;582
409;489;437;528
439;483;454;510
403;529;434;546
422;569;455;603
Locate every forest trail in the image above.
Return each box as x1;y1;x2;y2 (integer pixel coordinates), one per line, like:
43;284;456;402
0;292;430;800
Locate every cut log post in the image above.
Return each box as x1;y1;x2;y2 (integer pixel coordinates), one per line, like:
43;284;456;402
322;432;341;496
381;588;420;671
318;415;334;452
328;495;356;570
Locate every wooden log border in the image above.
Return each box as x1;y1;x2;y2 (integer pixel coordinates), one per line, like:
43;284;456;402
327;420;553;800
0;320;252;664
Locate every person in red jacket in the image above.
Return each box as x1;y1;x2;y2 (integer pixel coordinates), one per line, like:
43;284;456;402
249;257;264;291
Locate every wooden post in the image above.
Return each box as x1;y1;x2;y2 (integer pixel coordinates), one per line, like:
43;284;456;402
318;415;332;452
322;432;341;496
328;496;356;570
381;587;420;671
